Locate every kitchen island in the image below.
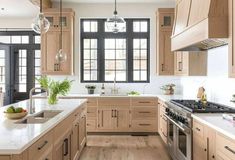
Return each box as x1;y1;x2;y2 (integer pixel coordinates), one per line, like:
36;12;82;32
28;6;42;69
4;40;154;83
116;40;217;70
0;98;87;160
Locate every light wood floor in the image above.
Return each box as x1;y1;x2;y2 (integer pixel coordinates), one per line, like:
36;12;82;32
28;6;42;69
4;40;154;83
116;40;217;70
79;135;171;160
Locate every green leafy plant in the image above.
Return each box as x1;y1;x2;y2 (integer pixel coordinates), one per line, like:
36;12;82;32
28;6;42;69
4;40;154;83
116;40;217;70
37;76;73;105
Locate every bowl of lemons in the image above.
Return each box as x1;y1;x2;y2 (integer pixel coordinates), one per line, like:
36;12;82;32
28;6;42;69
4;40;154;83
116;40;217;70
4;106;28;119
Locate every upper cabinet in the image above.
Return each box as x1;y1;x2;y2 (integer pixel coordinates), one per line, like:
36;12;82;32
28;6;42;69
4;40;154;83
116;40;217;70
156;8;175;75
172;0;228;51
41;8;74;75
174;51;207;76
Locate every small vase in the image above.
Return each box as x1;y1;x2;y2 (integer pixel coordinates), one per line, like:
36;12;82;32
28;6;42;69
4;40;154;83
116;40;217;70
48;93;58;105
88;89;95;94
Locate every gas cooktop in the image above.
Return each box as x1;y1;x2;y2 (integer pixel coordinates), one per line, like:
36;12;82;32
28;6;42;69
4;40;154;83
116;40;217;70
170;99;235;113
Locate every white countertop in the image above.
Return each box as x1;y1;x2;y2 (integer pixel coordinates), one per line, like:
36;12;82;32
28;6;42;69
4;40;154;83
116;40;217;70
0;98;87;154
192;114;235;140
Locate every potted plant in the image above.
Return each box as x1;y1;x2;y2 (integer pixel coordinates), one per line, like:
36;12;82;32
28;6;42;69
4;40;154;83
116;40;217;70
160;84;176;95
37;76;73;105
85;85;96;94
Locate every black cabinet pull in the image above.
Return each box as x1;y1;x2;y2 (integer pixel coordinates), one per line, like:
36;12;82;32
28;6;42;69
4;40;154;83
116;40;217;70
225;146;235;154
139;124;151;126
63;138;69;156
196;127;200;131
138;111;150;114
37;141;48;150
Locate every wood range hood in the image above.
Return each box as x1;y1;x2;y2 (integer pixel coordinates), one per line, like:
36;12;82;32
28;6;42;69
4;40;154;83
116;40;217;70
171;0;228;51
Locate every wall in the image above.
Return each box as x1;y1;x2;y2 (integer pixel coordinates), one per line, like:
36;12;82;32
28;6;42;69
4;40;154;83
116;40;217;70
50;2;181;94
181;45;235;104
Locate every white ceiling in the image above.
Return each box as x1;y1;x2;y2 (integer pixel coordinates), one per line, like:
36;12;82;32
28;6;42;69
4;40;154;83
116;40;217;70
53;0;175;3
0;0;39;18
0;0;174;18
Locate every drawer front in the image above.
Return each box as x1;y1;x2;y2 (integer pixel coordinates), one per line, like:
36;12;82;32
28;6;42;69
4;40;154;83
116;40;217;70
87;107;97;118
132;120;157;132
87;98;98;106
132;98;157;106
0;156;10;160
28;130;53;160
193;120;204;139
132;107;157;119
98;98;130;106
87;119;97;132
216;133;235;160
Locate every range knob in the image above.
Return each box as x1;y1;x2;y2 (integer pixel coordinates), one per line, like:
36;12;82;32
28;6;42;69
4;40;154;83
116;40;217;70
165;108;170;113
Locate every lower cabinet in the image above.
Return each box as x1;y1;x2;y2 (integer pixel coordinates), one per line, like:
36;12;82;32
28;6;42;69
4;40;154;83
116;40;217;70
158;99;168;144
0;103;87;160
53;131;71;160
193;119;216;160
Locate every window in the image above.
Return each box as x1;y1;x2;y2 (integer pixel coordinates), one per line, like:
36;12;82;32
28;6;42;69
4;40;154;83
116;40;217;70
81;19;150;83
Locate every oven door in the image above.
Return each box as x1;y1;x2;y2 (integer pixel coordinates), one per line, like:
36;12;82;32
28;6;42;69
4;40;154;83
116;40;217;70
175;125;191;160
167;117;175;156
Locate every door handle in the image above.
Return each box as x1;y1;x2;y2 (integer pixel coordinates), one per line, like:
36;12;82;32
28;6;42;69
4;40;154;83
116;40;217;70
63;138;69;156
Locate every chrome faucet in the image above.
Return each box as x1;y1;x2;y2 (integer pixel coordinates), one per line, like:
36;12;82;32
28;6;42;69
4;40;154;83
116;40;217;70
29;87;49;114
111;77;118;94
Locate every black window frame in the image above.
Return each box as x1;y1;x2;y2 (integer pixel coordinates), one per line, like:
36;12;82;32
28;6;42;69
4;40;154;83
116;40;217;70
80;18;150;83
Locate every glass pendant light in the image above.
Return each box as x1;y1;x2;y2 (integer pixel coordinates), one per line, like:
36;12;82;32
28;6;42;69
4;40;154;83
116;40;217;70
55;0;67;63
106;0;126;33
31;0;50;34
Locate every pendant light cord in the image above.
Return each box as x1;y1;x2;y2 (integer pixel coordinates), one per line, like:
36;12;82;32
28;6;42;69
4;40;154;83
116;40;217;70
60;0;63;49
40;0;42;13
114;0;117;15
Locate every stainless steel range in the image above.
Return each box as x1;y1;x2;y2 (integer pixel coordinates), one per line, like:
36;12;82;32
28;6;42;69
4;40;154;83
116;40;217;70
165;99;235;160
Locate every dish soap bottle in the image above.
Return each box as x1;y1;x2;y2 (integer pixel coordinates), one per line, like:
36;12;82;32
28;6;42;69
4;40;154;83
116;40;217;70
101;83;105;95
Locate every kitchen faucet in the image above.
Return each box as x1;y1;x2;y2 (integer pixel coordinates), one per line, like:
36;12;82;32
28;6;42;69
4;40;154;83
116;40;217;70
29;87;49;114
111;77;118;94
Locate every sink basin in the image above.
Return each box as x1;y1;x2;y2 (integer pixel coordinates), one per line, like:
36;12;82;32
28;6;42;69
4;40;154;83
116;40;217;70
15;110;62;124
100;93;128;97
34;110;62;118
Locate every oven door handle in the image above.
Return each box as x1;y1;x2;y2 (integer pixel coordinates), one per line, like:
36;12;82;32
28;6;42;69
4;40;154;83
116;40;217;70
164;114;190;134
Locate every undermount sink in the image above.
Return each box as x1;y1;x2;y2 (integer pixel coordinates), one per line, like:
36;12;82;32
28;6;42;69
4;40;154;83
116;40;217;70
100;93;128;97
15;110;62;124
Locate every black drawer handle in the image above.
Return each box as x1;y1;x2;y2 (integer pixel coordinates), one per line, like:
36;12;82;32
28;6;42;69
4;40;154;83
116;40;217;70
196;127;201;131
138;111;151;114
139;101;151;104
225;146;235;154
63;138;69;156
38;141;48;150
139;124;151;126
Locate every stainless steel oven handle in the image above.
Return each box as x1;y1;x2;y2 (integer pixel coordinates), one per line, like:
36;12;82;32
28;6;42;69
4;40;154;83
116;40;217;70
164;114;190;134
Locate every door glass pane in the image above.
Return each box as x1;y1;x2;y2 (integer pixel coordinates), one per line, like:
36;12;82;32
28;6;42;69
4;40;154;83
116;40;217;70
0;36;10;43
164;16;171;26
18;50;27;92
0;50;5;92
178;129;187;157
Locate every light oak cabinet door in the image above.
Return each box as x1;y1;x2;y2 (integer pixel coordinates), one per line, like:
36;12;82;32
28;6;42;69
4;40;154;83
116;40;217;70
79;115;87;149
115;108;130;131
41;9;74;75
193;120;216;160
71;120;79;159
158;31;174;75
97;108;114;130
173;0;191;35
53;131;71;160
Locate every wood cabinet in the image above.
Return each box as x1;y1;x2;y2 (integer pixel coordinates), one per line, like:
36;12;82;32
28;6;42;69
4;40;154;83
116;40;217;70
41;8;74;75
229;0;235;77
156;8;175;75
158;99;168;144
174;51;207;76
193;119;216;160
0;103;87;160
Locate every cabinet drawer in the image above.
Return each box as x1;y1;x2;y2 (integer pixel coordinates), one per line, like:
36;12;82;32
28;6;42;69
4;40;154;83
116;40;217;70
87;107;97;118
132;107;157;119
193;120;204;138
132;120;157;132
216;133;235;160
132;98;157;106
98;98;130;106
0;156;10;160
28;130;53;160
87;119;96;132
87;98;98;106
